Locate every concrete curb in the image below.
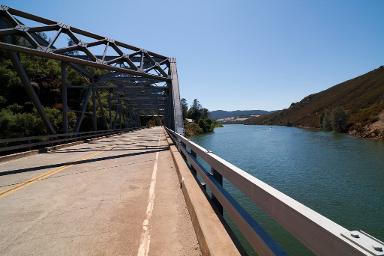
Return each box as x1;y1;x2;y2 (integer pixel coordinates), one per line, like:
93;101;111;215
164;132;240;256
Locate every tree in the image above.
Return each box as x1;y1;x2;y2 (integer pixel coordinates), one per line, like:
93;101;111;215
201;108;208;119
0;50;115;137
187;99;202;121
320;108;349;132
320;110;332;131
331;107;348;132
198;118;214;133
37;32;50;43
182;99;221;136
191;99;201;110
181;98;188;119
67;39;79;55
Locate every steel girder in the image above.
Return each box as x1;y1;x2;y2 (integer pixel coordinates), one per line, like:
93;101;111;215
169;58;184;134
0;5;170;81
0;5;184;135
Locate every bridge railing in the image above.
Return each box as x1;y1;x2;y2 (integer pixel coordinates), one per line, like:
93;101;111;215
0;127;140;154
165;127;384;256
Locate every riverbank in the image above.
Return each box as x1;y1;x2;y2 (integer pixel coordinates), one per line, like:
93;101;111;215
244;66;384;141
244;119;384;141
184;121;222;137
191;124;384;255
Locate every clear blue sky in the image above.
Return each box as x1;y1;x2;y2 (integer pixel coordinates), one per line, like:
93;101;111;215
3;0;384;111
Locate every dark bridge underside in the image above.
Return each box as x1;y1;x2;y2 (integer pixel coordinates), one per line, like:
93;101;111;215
0;5;184;137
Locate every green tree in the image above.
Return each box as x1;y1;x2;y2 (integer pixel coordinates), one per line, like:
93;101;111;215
320;110;332;131
198;118;214;133
187;99;202;121
331;107;348;132
183;99;221;136
67;38;79;55
201;108;208;119
181;98;188;119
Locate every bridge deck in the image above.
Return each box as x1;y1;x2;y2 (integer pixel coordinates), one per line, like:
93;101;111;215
0;127;200;256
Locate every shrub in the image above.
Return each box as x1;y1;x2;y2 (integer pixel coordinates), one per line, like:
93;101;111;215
184;122;203;137
320;110;332;131
0;108;44;137
320;108;349;132
198;118;214;133
331;107;348;132
182;98;218;136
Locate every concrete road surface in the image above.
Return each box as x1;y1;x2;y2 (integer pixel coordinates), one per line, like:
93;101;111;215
0;127;201;256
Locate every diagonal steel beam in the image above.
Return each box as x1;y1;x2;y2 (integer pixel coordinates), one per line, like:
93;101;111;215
75;86;92;133
0;5;171;81
10;52;56;134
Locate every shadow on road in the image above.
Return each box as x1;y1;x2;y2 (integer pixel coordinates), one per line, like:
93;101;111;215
0;147;168;177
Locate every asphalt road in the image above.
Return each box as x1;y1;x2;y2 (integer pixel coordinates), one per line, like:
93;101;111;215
0;127;200;256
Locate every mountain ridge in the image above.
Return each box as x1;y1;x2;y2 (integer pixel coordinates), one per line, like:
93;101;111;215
244;66;384;140
208;110;270;120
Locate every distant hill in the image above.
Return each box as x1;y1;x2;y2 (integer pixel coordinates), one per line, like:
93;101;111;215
245;66;384;140
208;110;270;120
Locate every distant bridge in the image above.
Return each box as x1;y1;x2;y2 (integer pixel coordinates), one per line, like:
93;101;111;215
0;6;383;256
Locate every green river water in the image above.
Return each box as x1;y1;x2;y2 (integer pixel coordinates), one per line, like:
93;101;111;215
191;124;384;255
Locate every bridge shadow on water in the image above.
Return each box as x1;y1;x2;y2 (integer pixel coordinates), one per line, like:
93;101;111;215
0;147;168;177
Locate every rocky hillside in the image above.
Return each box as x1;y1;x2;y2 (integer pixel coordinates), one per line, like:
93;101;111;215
245;66;384;140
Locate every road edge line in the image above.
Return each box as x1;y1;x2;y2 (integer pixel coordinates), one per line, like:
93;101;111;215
164;129;240;256
137;132;161;256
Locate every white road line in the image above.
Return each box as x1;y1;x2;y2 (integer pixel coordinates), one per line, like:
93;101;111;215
137;132;161;256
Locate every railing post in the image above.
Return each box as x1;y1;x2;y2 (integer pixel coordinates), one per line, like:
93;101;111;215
75;86;92;133
211;168;224;215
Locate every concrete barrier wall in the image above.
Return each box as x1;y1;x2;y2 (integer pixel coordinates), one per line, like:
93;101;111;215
164;131;240;256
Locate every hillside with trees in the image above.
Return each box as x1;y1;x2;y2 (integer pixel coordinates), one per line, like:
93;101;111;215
245;66;384;140
0;44;217;139
0;50;127;139
181;98;222;136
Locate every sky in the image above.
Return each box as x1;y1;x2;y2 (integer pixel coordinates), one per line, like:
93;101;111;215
3;0;384;111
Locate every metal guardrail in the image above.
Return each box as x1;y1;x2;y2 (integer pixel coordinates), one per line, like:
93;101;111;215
0;127;140;154
166;127;384;256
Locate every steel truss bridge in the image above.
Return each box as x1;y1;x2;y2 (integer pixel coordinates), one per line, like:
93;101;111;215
0;5;183;147
0;6;383;256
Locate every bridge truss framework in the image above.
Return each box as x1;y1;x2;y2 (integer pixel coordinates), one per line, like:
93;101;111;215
0;5;184;137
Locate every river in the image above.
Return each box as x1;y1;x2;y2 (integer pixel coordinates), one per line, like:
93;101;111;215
191;124;384;255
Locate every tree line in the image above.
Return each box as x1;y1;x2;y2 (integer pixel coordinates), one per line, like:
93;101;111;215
0;50;131;139
320;107;348;132
181;98;221;136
